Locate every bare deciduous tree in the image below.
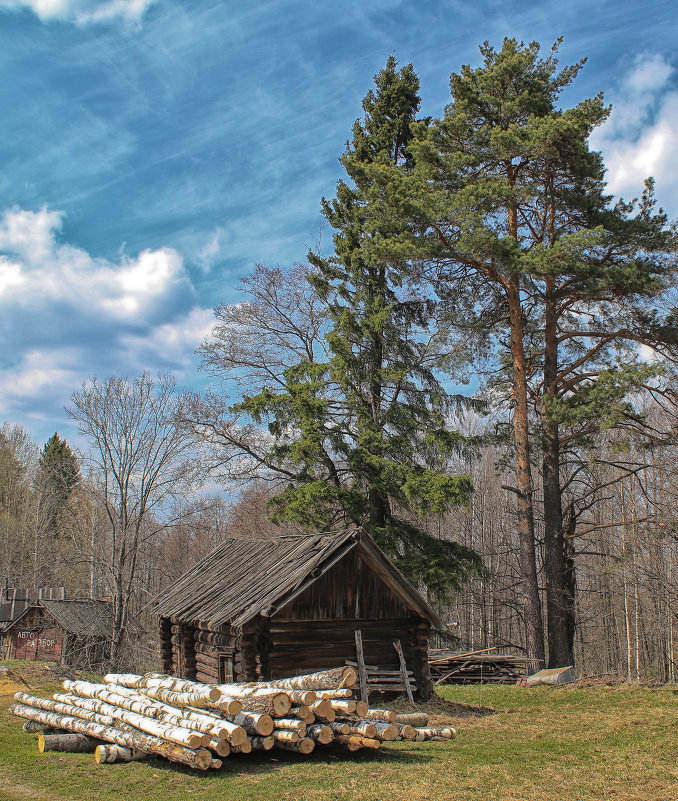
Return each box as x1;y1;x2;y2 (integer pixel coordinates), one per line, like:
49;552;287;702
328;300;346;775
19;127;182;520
68;373;199;668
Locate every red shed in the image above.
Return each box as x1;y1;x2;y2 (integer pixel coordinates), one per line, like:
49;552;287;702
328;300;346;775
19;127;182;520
3;599;113;668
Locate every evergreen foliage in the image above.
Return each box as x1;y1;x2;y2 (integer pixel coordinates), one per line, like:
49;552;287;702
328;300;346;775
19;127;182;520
230;58;481;595
36;432;80;532
368;38;678;663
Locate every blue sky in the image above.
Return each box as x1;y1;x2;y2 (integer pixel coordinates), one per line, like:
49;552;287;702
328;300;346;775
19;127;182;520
0;0;676;448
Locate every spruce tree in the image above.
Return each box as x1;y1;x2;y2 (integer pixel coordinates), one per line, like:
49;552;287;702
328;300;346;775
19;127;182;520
235;58;480;595
36;432;80;532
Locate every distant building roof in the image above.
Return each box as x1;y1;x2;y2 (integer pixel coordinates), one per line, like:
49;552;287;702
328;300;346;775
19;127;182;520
0;586;65;629
5;599;113;639
151;528;445;630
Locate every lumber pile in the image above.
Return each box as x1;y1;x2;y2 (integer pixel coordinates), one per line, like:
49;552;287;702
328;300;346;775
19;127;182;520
10;666;455;770
428;647;529;684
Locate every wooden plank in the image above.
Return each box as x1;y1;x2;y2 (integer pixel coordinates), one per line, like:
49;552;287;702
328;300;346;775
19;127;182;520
394;640;414;702
354;630;369;704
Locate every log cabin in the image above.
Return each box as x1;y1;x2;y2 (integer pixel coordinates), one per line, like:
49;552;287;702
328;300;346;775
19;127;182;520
151;529;444;699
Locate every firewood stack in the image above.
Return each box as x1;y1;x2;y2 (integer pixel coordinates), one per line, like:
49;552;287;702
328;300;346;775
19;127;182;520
9;666;455;771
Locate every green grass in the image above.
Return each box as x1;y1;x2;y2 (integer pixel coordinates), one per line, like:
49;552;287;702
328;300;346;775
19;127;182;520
1;664;678;801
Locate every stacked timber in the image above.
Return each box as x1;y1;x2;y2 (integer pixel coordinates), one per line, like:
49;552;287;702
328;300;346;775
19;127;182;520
428;647;529;684
10;665;455;771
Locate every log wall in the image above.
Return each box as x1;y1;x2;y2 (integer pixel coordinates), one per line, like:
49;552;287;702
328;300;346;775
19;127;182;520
162;545;435;697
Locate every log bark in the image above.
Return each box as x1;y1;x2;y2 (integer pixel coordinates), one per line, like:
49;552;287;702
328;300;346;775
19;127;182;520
289;705;315;724
249;736;274;751
364;708;396;723
306;724;334;744
94;744;148;763
9;704;212;770
371;722;399;741
395;712;427;726
38;733;103;753
272;730;299;745
272;718;306;735
265;667;357;691
332;734;380;750
413;726;456;740
347;721;377;738
228;712;274;736
275;737;314;754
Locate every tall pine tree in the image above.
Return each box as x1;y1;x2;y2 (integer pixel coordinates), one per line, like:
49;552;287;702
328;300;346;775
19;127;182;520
371;39;677;665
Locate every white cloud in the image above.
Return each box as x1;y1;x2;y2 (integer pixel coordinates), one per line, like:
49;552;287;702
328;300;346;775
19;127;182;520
0;205;212;425
0;0;156;25
591;54;678;213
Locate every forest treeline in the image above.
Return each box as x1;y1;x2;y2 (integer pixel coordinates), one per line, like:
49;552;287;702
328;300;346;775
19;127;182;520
2;39;678;679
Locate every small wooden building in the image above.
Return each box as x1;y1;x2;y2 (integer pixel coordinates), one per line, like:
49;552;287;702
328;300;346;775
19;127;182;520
152;529;444;699
2;599;113;668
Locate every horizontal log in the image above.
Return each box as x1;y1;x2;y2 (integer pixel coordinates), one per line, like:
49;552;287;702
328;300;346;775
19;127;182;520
332;734;380;751
206;737;230;757
38;733;103;753
363;708;396;723
347;721;377;738
290;705;315;724
371;722;399;741
229;741;251;755
95;744;148;763
227;712;273;736
394;712;428;727
305;723;333;744
272;718;306;735
9;704;212;771
272;730;299;745
265;667;357;691
249;736;274;751
274;737;314;755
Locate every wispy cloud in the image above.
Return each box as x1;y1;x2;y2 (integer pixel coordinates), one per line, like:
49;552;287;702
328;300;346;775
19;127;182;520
0;205;211;427
591;53;678;211
0;0;156;25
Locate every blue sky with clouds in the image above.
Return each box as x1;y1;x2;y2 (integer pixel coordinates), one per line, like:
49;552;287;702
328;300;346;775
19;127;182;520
0;0;676;447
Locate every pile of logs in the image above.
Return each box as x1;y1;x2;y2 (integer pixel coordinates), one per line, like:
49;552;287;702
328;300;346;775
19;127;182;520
428;647;530;684
10;666;455;771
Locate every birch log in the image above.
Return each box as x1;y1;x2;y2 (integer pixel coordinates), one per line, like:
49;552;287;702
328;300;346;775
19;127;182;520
272;718;306;735
306;724;334;744
328;700;356;715
9;704;212;770
395;713;428;727
44;691;207;750
94;744;148;763
331;734;380;751
363;708;396;723
275;738;314;755
290;705;315;724
38;733;103;753
347;721;377;738
371;722;399;741
316;689;354;699
249;736;274;751
272;730;299;745
228;712;274;736
265;667;357;691
309;699;335;722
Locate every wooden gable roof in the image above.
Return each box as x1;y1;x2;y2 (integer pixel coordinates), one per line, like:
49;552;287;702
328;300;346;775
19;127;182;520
151;529;445;631
5;599;113;638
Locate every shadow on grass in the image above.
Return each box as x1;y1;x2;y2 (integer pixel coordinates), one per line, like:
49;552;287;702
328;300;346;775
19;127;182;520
144;745;432;781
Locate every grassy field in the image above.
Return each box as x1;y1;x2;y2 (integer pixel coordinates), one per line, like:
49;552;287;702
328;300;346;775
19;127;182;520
1;662;677;801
